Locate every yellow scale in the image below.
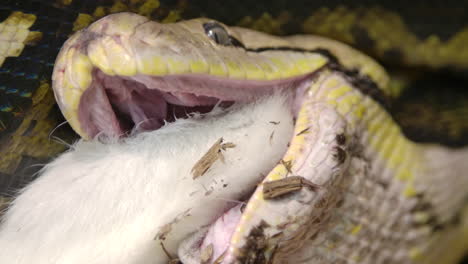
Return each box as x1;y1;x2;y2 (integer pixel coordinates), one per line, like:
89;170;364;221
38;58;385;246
0;12;41;67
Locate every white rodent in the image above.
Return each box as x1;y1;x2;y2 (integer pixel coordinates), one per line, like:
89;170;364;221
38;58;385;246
0;94;294;264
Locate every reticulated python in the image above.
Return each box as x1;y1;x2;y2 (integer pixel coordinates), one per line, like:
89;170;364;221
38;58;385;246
0;7;467;264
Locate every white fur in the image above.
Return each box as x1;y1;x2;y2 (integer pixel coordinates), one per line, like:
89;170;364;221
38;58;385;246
0;94;294;264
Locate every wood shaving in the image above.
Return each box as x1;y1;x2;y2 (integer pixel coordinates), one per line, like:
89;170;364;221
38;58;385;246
191;137;236;179
263;176;320;199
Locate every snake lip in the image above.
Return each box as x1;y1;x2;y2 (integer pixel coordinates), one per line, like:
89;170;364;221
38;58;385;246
77;69;313;139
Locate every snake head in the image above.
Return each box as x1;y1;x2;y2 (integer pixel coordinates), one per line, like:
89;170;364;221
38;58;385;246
51;12;335;140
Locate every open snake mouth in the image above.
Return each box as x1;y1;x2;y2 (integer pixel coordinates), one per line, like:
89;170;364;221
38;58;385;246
80;69;223;139
78;69;312;139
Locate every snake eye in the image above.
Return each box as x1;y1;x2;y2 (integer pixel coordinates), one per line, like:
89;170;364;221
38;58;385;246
203;22;231;46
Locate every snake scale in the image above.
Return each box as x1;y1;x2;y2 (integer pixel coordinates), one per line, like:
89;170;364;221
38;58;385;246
0;1;467;264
